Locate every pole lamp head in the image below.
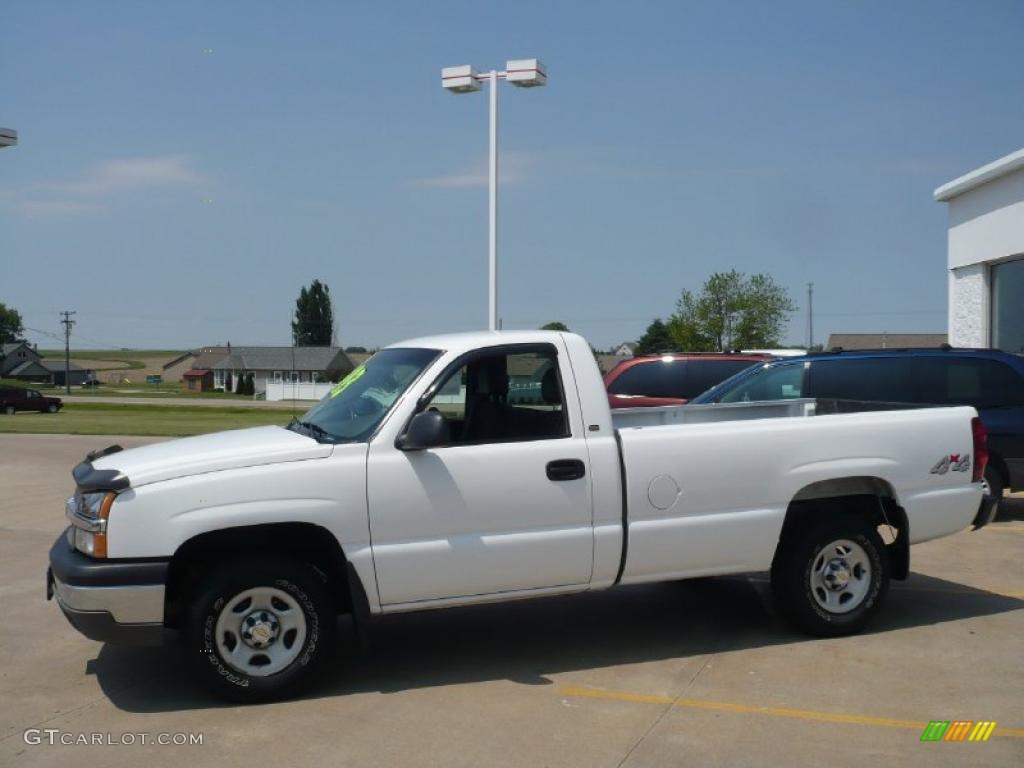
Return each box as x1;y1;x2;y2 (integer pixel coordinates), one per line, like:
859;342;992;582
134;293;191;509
0;127;17;148
441;65;481;94
505;59;547;87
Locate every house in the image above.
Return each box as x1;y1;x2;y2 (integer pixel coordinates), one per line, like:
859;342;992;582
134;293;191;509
211;346;354;395
1;342;94;386
42;361;94;387
1;342;40;378
163;347;229;383
182;369;214;392
2;342;51;382
613;342;637;357
826;333;948;351
935;148;1024;352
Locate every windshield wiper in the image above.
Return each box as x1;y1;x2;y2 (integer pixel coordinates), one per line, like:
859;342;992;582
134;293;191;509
287;419;336;443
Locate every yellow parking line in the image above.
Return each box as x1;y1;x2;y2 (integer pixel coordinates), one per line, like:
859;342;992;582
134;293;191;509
558;687;1024;739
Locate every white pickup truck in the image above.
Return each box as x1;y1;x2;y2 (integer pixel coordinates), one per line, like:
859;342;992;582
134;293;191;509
47;330;994;701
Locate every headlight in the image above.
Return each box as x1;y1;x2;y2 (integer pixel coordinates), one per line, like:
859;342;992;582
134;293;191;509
73;527;104;557
66;491;115;558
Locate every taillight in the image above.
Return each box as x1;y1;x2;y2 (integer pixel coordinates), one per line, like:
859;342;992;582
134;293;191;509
971;417;989;483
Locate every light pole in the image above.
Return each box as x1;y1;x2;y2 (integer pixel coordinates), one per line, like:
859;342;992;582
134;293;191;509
441;59;547;331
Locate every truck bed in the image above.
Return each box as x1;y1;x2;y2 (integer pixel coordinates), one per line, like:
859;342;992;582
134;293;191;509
610;398;927;430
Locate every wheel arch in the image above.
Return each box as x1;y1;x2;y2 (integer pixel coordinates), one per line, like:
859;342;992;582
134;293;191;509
164;522;368;628
986;450;1010;491
780;476;910;580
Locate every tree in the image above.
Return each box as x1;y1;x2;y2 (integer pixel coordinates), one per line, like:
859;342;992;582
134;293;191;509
239;372;254;396
344;345;367;354
540;321;570;332
668;270;795;351
291;280;334;346
633;319;676;355
0;302;25;344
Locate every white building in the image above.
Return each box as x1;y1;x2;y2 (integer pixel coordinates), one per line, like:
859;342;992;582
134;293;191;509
934;148;1024;352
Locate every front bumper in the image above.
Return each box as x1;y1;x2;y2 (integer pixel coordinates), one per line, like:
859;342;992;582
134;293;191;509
47;531;169;645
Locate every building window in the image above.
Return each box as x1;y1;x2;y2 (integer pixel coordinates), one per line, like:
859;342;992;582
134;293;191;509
273;371;283;383
991;257;1024;353
214;370;225;388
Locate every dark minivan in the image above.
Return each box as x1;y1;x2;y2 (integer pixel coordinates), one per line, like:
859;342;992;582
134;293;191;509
691;348;1024;505
0;386;63;414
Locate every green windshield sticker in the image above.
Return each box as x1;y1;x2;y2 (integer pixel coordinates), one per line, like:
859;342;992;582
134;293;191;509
330;365;366;398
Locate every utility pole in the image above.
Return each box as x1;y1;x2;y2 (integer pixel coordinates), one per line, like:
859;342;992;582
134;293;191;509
806;283;814;350
60;311;76;394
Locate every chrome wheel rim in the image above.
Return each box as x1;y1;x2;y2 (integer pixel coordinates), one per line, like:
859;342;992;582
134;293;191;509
215;586;307;677
809;539;872;614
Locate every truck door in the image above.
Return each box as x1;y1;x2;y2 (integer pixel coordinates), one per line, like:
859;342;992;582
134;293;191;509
366;342;594;606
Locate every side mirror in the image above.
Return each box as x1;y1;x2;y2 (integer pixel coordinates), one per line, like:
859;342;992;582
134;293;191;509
396;410;450;451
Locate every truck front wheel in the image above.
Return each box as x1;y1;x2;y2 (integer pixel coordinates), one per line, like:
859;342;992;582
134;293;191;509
771;516;889;637
185;559;335;702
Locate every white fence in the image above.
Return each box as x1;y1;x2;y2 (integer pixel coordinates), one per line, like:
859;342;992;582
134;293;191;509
265;381;334;402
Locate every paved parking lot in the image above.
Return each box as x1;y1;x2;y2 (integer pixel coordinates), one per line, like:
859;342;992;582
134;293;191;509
2;433;1022;767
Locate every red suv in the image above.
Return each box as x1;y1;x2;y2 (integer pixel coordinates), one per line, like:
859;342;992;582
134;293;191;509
604;353;773;408
0;386;63;414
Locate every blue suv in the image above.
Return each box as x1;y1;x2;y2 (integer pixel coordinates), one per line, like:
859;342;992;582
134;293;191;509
691;347;1024;506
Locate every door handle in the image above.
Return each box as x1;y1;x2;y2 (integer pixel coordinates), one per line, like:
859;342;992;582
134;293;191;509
546;459;586;481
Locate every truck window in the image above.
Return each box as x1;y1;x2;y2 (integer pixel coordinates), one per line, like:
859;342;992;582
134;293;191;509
608;359;756;400
718;363;804;403
805;358;915;403
424;348;568;444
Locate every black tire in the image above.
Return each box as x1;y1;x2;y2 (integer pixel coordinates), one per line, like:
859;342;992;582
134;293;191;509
185;558;336;703
983;465;1004;512
3;405;14;415
771;515;889;637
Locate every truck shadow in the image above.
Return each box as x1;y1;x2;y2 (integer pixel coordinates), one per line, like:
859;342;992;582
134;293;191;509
90;572;1022;713
993;494;1024;522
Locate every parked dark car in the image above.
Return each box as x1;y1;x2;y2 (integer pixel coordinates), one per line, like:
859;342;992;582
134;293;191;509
604;353;772;408
691;347;1024;506
0;386;63;414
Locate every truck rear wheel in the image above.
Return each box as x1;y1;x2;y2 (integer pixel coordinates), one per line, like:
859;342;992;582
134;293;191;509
771;516;889;637
185;558;335;702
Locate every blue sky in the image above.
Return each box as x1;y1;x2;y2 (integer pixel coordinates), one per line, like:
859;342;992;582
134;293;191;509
2;0;1023;351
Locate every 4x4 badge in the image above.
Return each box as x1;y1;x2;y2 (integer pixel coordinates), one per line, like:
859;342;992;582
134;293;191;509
930;454;970;475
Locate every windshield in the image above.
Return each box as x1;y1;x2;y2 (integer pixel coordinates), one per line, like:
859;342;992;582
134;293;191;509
290;347;440;443
688;362;776;404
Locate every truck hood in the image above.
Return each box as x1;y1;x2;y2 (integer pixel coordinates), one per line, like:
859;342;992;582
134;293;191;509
90;425;333;487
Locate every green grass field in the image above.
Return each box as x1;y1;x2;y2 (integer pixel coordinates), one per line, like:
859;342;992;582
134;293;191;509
36;349;182;360
0;402;298;437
